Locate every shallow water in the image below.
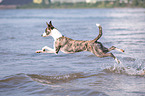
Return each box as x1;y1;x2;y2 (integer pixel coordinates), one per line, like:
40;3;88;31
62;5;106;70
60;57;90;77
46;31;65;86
0;8;145;96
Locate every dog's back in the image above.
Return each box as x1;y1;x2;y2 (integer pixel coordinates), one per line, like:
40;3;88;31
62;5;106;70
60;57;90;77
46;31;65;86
55;35;108;55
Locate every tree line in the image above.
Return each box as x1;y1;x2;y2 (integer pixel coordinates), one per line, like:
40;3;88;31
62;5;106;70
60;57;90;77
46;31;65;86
19;0;145;8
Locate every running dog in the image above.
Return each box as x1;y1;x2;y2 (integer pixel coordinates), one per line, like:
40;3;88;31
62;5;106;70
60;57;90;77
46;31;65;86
36;21;124;63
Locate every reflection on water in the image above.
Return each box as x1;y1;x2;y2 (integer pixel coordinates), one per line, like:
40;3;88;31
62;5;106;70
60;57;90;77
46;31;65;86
0;8;145;96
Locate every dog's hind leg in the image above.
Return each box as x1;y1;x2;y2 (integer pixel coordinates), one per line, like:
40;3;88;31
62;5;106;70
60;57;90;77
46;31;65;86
92;47;120;63
100;53;120;64
108;46;124;53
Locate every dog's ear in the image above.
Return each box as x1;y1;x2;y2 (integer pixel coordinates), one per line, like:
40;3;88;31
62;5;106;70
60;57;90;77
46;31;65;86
46;22;49;27
49;21;54;29
49;21;52;26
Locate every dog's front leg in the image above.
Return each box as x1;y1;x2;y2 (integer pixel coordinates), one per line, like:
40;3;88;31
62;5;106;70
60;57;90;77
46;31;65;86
36;46;55;54
42;46;56;53
42;46;54;51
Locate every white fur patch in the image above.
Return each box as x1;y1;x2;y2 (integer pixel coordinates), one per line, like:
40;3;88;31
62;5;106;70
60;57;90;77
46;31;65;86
42;32;47;37
96;24;101;27
50;29;62;41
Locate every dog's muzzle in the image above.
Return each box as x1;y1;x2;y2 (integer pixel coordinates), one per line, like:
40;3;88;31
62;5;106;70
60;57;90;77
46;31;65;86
41;32;47;37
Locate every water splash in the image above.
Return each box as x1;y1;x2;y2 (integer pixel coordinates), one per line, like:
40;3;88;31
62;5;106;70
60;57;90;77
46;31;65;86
105;60;145;76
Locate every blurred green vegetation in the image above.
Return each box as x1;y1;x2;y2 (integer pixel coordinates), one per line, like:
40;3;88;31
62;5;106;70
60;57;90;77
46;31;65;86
19;0;145;9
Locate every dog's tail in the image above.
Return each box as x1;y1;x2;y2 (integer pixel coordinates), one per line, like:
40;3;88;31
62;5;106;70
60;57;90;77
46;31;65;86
91;24;102;43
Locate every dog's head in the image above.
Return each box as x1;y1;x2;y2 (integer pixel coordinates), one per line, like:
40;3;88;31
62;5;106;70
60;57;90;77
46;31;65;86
41;21;55;37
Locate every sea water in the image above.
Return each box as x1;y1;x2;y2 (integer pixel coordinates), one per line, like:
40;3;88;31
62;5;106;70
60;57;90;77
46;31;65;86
0;8;145;96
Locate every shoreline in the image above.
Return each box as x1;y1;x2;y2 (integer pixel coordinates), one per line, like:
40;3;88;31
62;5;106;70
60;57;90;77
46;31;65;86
0;5;17;9
0;5;144;10
0;2;145;9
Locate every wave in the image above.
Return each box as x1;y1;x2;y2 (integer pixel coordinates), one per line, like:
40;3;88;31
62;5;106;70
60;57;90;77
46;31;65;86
0;73;85;86
27;72;84;84
0;73;108;96
0;64;144;90
0;73;30;89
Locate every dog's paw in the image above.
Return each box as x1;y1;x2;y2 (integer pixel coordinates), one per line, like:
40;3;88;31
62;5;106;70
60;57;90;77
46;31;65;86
120;49;125;52
115;48;125;53
35;50;43;53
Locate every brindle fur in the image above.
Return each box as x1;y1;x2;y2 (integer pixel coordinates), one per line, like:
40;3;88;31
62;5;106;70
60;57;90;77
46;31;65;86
55;36;116;59
36;21;124;63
